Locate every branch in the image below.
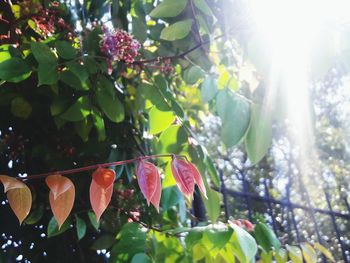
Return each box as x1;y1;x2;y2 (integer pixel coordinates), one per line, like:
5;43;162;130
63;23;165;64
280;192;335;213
17;154;186;181
133;30;228;65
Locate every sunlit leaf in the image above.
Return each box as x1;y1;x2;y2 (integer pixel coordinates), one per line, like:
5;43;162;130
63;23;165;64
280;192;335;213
150;0;187;18
46;174;75;229
301;243;317;263
286;244;303;263
188;161;207;199
171;157;195;197
160;20;193;41
148;106;176;135
314;242;335;262
245;104;272;165
275;248;288;263
89;168;115;222
0;58;32;82
136;160;161;210
202;188;221;223
0;175;32;224
229;223;258;263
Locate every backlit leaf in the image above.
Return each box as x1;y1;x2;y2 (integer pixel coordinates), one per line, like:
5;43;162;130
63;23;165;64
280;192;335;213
171;157;195;197
160;19;193;41
245;104;272;165
0;175;32;224
149;106;176;135
150;0;187;18
0;58;32;83
188;161;207;199
46;174;75;229
301;243;317;263
136;160;161;210
286;245;303;263
314;242;335;262
90;168;116;221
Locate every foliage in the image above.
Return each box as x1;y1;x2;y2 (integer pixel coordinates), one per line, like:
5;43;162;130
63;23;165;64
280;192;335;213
0;0;338;262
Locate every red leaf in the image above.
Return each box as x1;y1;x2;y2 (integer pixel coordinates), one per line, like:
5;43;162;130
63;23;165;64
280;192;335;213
171;157;195;197
0;175;32;224
46;174;72;199
188;162;207;199
150;170;161;212
46;174;75;229
92;168;115;188
136;160;160;207
89;168;115;222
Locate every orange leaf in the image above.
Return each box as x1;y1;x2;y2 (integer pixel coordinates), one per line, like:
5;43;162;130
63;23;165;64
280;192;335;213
92;168;115;189
0;175;32;225
46;174;73;199
188;162;207;199
0;175;25;192
150;170;161;212
46;174;75;229
89;180;113;222
136;160;160;206
171;157;195;197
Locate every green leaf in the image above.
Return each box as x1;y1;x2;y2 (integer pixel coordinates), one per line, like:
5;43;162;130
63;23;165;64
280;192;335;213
184;66;204;85
301;243;317;263
24;205;44;225
205;156;220;188
66;61;89;83
150;0;188;18
0;45;12;63
11;97;32;119
216;90;251;147
148;106;176;135
261;251;273;263
286;245;303;263
95;86;124;123
161;186;181;210
201;76;218;103
91;235;115;250
38;63;58;86
47;217;71;238
275;248;288;263
204;228;233;249
131;253;152;263
253;222;281;252
59;70;85;90
230;223;258;263
31;42;57;64
75;215;87;240
92;110;106;141
0;58;32;82
56;41;76;60
132;17;147;43
160;19;193;41
245;104;272;165
84;57;99;74
202;188;221;223
314;242;335;262
60;96;91;122
156;125;187;154
193;0;212;15
88;211;100;231
74;118;93;142
110;223;147;262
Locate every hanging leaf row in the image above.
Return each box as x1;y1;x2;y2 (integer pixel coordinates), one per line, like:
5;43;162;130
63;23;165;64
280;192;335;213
0;155;206;228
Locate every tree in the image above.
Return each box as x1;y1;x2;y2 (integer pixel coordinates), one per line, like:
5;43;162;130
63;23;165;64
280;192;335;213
0;0;338;262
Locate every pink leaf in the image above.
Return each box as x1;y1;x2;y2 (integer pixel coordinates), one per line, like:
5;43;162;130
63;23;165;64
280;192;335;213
46;174;73;200
171;157;195;197
188;162;207;199
136;160;159;206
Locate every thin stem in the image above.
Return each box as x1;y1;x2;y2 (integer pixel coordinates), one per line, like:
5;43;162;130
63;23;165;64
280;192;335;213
17;154;184;181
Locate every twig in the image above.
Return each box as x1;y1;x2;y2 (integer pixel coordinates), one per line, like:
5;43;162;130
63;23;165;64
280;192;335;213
16;153;186;181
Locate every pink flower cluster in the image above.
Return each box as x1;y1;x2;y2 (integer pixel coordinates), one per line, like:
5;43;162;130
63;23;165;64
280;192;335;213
101;28;141;64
